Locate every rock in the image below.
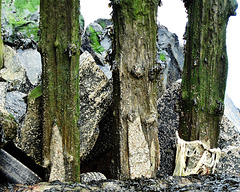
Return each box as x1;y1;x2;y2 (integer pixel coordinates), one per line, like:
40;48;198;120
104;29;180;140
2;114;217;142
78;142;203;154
80;107;114;178
0;82;8;107
0;106;18;148
217;115;240;175
81;19;112;66
79;51;113;161
156;26;184;96
0;46;34;93
80;172;106;183
0;46;26;88
157;79;240;176
16;49;42;86
5;91;27;123
2;174;239;191
0;82;18;148
16;93;43;165
224;94;240;131
157;80;181;176
2;1;39;48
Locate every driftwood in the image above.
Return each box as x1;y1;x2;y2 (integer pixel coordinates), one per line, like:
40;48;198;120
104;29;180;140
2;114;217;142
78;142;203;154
0;149;42;184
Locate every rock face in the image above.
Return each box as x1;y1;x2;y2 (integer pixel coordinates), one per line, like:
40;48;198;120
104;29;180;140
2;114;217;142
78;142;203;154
0;46;27;91
79;51;112;161
157;79;240;176
156;25;184;96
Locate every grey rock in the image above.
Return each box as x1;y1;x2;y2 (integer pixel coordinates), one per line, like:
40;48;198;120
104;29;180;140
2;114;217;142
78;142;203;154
0;82;8;107
15;96;43;165
16;49;42;86
224;94;240;131
0;46;26;88
0;46;34;93
79;51;113;161
6;174;240;191
157;26;184;95
5;91;27;123
80;172;106;183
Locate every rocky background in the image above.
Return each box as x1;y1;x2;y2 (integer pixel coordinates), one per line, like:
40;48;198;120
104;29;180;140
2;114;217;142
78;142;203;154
0;1;239;190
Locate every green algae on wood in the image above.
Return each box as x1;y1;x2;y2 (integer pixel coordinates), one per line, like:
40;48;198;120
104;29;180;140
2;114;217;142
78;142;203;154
179;0;238;148
38;0;81;182
0;0;4;69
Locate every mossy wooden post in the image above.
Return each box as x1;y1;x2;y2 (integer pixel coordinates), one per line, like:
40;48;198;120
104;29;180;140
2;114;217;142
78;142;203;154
0;0;4;69
38;0;81;182
179;0;238;148
111;0;161;179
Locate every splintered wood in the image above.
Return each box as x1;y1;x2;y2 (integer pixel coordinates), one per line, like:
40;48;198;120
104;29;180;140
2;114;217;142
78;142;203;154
173;131;221;176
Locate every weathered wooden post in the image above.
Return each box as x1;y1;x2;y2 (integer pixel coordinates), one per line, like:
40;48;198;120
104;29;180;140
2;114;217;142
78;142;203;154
179;0;238;147
111;0;161;179
38;0;81;182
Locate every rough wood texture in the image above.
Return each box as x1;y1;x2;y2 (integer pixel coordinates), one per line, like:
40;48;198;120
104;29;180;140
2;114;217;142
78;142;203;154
111;0;161;179
179;0;238;147
0;0;4;69
0;149;42;184
38;0;81;181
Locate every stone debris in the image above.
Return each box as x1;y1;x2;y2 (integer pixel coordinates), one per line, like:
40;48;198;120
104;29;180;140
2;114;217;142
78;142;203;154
1;174;239;191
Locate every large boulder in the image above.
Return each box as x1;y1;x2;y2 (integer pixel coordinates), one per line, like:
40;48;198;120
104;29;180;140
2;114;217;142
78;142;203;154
0;46;34;93
15;86;43;165
79;51;113;161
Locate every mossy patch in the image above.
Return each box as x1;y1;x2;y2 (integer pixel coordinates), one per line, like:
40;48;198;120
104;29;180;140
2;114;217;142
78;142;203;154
28;85;42;101
14;0;39;14
159;53;166;61
88;26;105;54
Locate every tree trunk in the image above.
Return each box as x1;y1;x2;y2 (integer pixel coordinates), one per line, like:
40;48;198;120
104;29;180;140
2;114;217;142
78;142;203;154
0;0;4;69
111;0;161;179
179;0;238;148
38;0;81;182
